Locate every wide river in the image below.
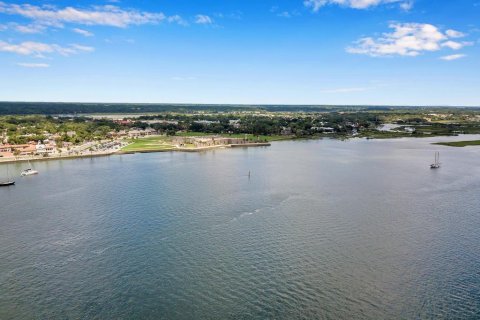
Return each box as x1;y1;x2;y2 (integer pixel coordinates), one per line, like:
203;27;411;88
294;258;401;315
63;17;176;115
1;137;480;319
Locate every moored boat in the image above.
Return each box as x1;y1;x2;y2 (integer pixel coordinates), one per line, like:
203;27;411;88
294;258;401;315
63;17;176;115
21;168;39;176
21;160;39;176
430;152;441;169
1;164;15;186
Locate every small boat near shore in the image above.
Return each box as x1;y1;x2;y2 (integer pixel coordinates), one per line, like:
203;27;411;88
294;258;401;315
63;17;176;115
21;160;39;176
21;168;39;176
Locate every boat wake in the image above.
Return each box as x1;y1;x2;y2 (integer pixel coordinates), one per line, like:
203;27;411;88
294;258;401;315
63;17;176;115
231;193;301;222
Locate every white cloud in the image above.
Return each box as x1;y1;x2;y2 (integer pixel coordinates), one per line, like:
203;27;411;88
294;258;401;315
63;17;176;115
440;54;466;61
0;3;177;28
445;29;465;38
16;62;50;68
304;0;412;11
195;14;213;25
0;40;94;57
0;40;54;56
347;23;472;57
442;40;467;50
70;44;95;52
73;28;94;37
0;22;45;34
14;23;45;34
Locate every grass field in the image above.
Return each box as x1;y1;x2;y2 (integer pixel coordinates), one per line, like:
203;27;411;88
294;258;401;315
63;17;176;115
176;132;291;142
120;133;288;153
433;140;480;147
121;136;175;152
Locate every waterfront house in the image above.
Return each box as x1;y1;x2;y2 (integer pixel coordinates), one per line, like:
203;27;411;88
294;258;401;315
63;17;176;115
36;142;57;155
0;144;12;153
0;143;37;156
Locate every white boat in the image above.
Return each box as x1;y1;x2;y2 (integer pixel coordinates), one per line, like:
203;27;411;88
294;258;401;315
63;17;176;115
21;160;39;176
430;152;440;169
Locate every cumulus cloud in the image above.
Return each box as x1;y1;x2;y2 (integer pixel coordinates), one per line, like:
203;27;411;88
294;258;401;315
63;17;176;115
0;40;94;57
347;23;472;57
304;0;411;11
0;2;182;28
16;62;50;68
73;28;94;37
195;14;213;25
440;54;466;61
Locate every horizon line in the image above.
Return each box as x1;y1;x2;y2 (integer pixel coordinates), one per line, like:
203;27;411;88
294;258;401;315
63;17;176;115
1;101;480;109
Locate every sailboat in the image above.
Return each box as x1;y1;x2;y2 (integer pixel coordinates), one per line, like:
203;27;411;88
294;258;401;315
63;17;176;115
21;160;39;176
430;152;441;169
0;164;15;186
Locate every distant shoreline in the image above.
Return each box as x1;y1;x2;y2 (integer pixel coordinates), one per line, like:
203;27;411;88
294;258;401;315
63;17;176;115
3;134;480;165
0;142;272;164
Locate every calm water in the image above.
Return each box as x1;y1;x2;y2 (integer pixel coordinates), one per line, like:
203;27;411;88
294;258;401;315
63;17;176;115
1;137;480;319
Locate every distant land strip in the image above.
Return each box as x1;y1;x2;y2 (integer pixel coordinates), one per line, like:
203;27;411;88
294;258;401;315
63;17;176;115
1;102;480;115
434;140;480;147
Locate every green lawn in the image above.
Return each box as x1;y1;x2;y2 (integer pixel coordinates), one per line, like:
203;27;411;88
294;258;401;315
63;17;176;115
175;132;291;142
120;132;288;153
433;140;480;147
121;136;174;152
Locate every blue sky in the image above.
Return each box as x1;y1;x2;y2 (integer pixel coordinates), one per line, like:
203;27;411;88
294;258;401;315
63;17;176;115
0;0;479;105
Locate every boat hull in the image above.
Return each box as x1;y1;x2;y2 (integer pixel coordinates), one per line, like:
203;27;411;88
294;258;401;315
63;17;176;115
21;171;38;176
0;181;15;186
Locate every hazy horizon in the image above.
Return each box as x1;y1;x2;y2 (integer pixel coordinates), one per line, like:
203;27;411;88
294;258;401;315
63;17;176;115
1;101;480;109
